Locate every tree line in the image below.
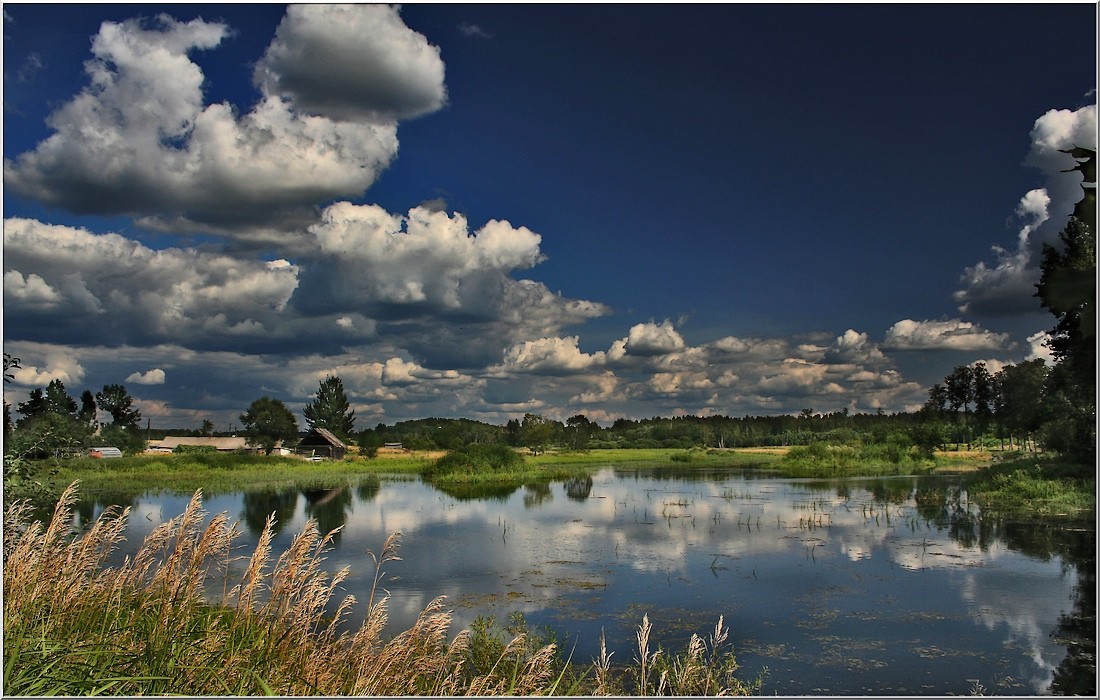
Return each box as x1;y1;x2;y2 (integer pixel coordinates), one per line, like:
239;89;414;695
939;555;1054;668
3;361;146;458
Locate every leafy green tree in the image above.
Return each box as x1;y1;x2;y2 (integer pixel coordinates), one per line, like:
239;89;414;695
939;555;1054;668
504;418;522;446
97;423;146;455
95;384;142;429
358;428;382;458
943;365;975;448
520;413;555;455
565;414;594;450
200;419;215;436
908;421;947;458
302;375;355;441
921;383;949;419
240;396;299;455
3;353;20;384
993;360;1048;449
3;354;19;443
9;411;93;459
971;362;995;448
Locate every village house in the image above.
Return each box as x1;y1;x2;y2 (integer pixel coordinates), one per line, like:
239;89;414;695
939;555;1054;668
296;427;347;460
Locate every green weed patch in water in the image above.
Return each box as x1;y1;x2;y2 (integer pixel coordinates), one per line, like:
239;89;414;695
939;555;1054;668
775;442;938;478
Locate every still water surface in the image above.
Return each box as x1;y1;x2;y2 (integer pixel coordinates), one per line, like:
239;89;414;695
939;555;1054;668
77;466;1094;695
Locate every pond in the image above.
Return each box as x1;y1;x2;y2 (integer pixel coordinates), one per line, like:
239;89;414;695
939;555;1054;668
74;466;1095;695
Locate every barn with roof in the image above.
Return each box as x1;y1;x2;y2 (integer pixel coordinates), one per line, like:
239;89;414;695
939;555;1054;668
297;427;348;460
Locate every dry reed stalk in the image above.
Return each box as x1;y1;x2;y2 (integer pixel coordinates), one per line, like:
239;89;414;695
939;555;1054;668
228;511;276;612
593;628;615;695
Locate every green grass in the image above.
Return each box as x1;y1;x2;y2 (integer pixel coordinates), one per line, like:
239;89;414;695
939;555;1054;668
967;455;1095;520
48;453;425;497
530;448;782;469
773;442;941;478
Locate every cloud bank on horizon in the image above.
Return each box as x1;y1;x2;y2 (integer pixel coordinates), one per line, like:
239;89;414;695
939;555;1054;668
3;5;1096;429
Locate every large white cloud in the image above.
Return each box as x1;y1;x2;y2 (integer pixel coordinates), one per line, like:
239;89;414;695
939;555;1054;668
882;319;1011;351
495;336;605;375
304;203;546;311
954;103;1096;317
254;4;447;122
2;8;444;241
612;320;687;358
3;218;301;346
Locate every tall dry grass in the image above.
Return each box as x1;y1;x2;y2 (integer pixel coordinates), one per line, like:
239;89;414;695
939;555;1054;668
3;481;760;696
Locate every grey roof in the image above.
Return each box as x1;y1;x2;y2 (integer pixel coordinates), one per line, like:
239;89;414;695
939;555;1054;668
150;436;250;450
304;427;347;448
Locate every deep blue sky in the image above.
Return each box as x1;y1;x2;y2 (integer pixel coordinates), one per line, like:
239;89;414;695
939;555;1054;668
3;3;1096;429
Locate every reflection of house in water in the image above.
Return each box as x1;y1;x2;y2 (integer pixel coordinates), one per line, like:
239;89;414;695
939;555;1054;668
302;486;351;543
297;428;347;460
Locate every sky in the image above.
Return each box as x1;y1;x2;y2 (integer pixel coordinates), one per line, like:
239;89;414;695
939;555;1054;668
3;3;1097;431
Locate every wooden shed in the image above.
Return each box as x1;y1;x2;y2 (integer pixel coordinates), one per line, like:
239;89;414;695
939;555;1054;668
297;427;347;460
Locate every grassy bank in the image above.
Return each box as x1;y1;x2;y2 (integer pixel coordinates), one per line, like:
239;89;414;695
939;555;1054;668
48;452;426;498
966;454;1095;520
530;447;783;469
3;483;761;696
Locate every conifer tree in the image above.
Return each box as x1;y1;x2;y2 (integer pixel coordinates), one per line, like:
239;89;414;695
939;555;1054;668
303;375;356;441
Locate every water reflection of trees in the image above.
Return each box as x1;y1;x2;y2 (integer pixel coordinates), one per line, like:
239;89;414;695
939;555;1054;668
302;487;352;544
1049;527;1095;695
240;489;299;537
356;475;381;502
430;481;519;502
920;485;1095;696
564;476;593;501
72;492;139;530
523;482;552;508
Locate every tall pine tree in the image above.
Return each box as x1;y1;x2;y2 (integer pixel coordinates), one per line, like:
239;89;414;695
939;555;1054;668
303;375;356;441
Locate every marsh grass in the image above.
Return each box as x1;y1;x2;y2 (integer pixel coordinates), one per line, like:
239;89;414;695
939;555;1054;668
531;448;781;469
778;442;938;477
51;453;427;498
967;455;1095;520
4;482;759;696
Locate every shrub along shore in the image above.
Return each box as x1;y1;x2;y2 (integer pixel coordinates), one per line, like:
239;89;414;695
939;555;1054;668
36;445;1000;497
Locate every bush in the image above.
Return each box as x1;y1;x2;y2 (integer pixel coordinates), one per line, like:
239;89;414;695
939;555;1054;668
423;444;524;478
173;444;218;455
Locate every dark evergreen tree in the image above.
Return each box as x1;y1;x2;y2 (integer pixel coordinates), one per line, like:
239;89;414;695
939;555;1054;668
15;388;48;426
95;384;142;429
302;375;355;441
79;390;98;428
1035;146;1095;465
43;379;78;417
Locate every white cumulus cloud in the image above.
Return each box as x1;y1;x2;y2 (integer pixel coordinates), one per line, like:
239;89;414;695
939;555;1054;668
126;368;166;385
255;4;446;122
954;103;1096;316
882;319;1011;352
2;8;444;241
619;320;686;357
